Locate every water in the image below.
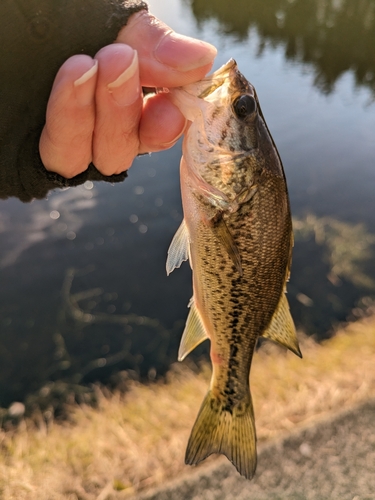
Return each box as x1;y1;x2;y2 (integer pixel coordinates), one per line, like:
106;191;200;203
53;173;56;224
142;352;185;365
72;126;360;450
1;0;374;407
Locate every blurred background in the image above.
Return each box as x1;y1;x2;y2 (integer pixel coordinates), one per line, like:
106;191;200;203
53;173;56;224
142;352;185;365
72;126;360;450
1;0;374;412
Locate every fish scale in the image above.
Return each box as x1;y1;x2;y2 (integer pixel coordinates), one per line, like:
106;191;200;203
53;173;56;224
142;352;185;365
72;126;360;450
166;59;301;479
197;177;291;393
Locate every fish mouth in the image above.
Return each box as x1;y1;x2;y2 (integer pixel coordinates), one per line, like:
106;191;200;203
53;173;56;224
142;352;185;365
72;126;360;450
167;59;250;125
197;59;238;98
206;58;238;83
171;59;239;102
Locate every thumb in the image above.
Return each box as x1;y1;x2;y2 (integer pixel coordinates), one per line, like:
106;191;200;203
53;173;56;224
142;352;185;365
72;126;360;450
116;11;217;88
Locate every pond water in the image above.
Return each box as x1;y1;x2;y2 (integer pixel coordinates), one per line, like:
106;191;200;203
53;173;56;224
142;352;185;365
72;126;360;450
0;0;374;407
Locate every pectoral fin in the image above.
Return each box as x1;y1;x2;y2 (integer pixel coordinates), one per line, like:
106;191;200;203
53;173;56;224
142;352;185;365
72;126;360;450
211;215;242;276
262;293;302;358
166;219;190;275
178;300;208;361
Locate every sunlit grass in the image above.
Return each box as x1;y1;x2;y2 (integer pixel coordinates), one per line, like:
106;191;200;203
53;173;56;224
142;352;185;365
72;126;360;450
0;314;375;499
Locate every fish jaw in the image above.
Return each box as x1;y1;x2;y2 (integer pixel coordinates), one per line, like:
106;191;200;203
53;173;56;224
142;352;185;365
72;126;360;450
168;59;239;112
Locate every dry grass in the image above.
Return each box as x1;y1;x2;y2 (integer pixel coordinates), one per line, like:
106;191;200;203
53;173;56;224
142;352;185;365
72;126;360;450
0;314;375;499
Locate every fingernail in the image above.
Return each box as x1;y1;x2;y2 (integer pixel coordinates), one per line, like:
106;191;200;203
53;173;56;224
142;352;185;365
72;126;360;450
74;61;98;105
161;121;187;147
107;50;140;106
154;32;217;72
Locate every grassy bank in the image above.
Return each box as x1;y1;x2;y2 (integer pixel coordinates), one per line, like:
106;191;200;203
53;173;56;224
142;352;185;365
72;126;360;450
1;313;375;500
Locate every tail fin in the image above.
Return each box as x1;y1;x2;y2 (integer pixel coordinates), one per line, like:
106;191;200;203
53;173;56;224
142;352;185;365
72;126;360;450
185;391;257;479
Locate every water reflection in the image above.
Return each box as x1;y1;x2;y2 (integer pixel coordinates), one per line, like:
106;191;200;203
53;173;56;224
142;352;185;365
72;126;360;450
0;182;97;268
187;0;375;96
293;215;375;289
290;215;375;337
1;0;375;409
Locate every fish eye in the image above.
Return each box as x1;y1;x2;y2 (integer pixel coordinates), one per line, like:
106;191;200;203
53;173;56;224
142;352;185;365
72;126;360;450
233;95;257;120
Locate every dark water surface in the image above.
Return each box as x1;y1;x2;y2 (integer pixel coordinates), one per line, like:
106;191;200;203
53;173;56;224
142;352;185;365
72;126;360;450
1;0;374;408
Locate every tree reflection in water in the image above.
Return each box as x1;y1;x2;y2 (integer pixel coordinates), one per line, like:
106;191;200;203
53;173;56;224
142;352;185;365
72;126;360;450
187;0;375;96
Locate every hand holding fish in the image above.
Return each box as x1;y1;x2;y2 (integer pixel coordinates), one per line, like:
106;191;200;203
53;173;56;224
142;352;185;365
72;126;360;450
39;11;217;178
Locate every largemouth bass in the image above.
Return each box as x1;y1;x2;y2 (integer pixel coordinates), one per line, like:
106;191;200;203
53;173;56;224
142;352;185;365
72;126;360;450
166;59;301;480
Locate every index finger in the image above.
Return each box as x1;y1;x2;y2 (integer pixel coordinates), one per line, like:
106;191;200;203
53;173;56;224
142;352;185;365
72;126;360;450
116;11;217;88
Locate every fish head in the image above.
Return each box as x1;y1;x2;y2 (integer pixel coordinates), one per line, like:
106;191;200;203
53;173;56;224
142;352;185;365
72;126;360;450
169;59;284;195
169;60;260;161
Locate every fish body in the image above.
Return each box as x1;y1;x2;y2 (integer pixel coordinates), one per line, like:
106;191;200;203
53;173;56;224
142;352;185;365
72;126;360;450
166;60;301;479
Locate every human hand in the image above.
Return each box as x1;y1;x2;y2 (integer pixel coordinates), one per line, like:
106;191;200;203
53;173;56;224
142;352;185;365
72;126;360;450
39;11;217;178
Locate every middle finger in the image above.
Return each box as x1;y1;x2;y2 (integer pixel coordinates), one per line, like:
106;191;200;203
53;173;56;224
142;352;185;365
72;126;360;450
93;44;142;175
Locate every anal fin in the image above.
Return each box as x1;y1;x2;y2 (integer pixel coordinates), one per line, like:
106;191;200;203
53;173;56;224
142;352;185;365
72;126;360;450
261;293;302;358
178;300;208;361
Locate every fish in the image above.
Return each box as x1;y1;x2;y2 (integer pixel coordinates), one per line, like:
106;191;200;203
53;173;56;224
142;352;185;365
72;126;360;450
166;59;301;480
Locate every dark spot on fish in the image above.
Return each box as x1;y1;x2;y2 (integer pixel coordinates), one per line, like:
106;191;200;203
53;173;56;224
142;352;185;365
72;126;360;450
224;386;236;398
212;107;222;120
210;398;219;412
230;318;239;330
231;356;240;368
221;129;228;141
234;335;242;346
230;344;238;358
223;404;233;415
229;309;239;318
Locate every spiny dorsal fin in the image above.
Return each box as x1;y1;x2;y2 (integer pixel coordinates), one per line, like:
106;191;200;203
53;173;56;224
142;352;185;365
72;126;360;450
166;219;189;275
185;390;257;480
261;293;302;358
178;300;208;361
211;216;242;276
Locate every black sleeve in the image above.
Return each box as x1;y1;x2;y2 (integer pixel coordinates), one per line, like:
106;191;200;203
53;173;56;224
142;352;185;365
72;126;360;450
0;0;148;202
